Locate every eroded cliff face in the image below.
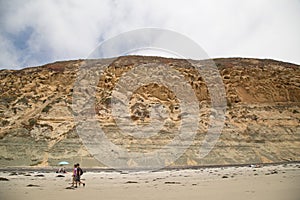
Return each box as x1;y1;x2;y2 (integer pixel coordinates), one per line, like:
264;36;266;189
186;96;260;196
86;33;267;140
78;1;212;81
0;56;299;167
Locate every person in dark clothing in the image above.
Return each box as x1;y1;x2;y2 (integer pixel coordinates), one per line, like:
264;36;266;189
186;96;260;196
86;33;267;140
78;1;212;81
71;164;78;187
76;163;85;187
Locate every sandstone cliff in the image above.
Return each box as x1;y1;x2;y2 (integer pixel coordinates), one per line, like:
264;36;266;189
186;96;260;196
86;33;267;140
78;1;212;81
0;56;299;168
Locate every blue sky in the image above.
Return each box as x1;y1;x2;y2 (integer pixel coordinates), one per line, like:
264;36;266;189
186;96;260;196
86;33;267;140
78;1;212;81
0;0;300;69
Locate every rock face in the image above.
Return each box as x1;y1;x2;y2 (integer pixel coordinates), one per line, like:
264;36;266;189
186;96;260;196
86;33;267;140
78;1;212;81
0;56;299;168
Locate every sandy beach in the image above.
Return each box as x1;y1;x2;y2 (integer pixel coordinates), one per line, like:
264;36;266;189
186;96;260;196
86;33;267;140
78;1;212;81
1;163;299;200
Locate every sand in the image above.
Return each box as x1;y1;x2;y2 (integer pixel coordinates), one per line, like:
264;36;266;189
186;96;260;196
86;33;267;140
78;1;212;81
1;163;299;200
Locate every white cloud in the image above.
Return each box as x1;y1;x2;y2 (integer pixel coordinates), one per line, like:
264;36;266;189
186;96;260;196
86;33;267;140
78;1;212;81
0;0;299;69
0;34;20;68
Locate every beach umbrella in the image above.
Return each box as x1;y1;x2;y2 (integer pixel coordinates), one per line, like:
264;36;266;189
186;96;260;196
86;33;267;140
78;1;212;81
58;161;69;166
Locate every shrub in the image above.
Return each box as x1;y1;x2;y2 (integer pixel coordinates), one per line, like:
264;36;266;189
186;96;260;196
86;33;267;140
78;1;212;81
28;118;37;127
42;105;52;113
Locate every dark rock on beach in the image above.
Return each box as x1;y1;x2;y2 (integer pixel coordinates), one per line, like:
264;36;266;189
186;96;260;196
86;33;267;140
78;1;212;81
27;184;40;187
34;174;45;177
165;181;181;184
0;177;9;181
125;181;138;184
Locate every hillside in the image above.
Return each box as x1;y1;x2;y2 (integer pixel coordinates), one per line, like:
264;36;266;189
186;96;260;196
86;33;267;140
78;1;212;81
0;56;299;168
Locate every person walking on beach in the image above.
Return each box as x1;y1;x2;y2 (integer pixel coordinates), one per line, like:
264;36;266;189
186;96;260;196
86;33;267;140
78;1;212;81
76;163;85;187
71;164;78;188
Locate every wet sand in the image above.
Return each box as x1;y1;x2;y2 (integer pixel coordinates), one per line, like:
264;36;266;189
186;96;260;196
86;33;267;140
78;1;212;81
1;163;299;200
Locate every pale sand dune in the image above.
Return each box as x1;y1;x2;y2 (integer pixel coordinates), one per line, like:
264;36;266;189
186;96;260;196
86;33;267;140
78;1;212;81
1;163;299;200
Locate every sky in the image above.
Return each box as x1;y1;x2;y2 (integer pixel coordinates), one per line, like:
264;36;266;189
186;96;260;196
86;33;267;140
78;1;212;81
0;0;300;69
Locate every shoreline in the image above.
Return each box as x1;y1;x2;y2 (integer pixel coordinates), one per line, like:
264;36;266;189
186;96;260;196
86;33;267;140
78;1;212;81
1;160;299;173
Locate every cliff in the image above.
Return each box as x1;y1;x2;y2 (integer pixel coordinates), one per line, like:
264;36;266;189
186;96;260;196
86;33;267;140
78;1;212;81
0;56;299;168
